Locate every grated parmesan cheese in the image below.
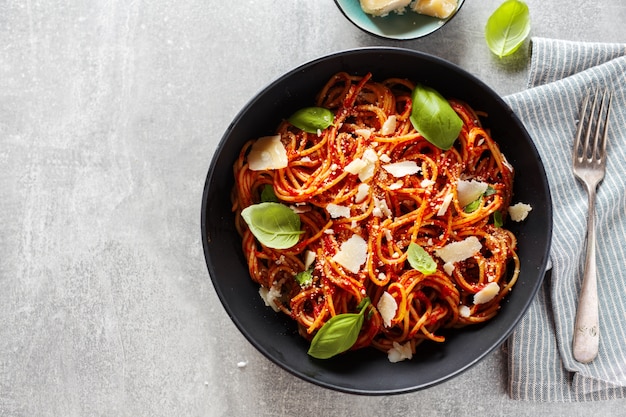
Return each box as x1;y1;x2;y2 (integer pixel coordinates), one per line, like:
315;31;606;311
387;341;413;363
435;236;482;264
326;203;351;219
437;192;454;216
259;286;281;312
332;234;368;274
247;135;289;171
382;161;420;177
303;250;316;270
459;305;471;318
473;282;500;304
457;179;488;207
355;183;370;203
508;202;532;222
377;291;398;327
381;115;397;135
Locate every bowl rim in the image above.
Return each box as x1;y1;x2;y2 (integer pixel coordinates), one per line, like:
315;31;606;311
201;46;553;395
333;0;466;41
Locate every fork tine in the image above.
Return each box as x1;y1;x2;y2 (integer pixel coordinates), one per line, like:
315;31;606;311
574;91;591;160
598;90;612;160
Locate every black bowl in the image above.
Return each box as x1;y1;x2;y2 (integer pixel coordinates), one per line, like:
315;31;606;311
201;47;552;395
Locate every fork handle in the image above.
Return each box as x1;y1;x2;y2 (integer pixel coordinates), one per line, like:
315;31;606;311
573;187;600;363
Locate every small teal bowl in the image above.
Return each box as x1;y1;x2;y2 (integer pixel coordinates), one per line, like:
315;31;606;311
334;0;465;40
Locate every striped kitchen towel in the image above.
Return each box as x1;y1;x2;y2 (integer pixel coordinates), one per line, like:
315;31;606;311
505;37;626;401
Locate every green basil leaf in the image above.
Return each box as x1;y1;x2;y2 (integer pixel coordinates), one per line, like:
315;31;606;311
484;185;497;196
295;268;313;287
241;202;304;249
464;198;482;213
260;184;279;202
410;84;463;150
288;107;334;133
485;0;531;58
493;210;504;228
307;298;370;359
407;242;437;275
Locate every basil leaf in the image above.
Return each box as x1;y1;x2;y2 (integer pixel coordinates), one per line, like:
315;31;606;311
240;202;304;249
484;185;497;196
464;198;482;213
308;298;370;359
288;107;334;133
407;242;437;275
410;84;463;150
295;268;313;287
493;210;504;228
485;0;531;58
260;184;279;202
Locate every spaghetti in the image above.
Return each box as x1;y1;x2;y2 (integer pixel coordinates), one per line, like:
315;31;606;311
231;72;520;359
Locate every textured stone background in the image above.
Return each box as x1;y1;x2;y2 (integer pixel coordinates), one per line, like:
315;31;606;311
1;1;625;416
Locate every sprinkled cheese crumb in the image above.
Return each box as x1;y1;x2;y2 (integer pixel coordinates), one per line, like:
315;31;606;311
459;305;471;318
326;203;351;219
237;360;248;368
435;236;482;264
379;154;391;163
508;202;532;222
332;234;368;274
377;291;398;327
247;135;288;171
388;341;413;363
474;282;500;304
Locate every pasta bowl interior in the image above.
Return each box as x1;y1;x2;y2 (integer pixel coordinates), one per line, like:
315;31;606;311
201;48;552;395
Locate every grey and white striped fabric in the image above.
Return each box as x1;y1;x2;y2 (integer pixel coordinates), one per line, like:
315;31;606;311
504;38;626;401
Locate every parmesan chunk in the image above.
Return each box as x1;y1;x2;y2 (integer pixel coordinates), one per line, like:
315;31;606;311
382;161;420;177
259;286;281;312
303;250;316;270
437;192;453;216
372;196;392;218
345;150;377;182
377;291;398;327
411;0;457;19
355;183;370;203
326;203;351;219
381;115;397;135
387;341;413;363
354;128;372;139
473;282;500;304
345;158;368;174
457;179;488;207
247;135;288;171
379;154;391;163
508;202;532;222
332;234;368;274
443;261;455;275
421;179;435;188
435;236;482;264
360;0;411;16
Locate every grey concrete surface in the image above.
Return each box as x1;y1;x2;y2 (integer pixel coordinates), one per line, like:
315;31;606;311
1;1;625;416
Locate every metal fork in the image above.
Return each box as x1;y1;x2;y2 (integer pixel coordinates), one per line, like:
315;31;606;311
572;89;612;363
